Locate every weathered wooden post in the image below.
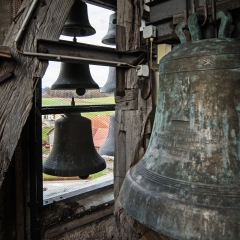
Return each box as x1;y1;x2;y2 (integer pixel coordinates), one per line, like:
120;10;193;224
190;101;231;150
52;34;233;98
0;0;74;187
114;0;154;238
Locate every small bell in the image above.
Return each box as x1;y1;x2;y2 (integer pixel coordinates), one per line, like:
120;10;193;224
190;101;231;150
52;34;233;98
51;62;99;96
101;12;116;45
62;0;96;37
100;67;116;93
99;114;115;156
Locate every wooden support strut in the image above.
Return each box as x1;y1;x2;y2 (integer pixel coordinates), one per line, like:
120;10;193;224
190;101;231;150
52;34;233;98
0;0;75;189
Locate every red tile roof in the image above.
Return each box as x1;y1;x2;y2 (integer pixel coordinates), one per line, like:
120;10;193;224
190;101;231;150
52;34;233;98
89;115;109;129
90;115;110;147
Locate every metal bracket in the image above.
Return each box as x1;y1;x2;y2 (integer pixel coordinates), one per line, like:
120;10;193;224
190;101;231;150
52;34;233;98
37;39;146;68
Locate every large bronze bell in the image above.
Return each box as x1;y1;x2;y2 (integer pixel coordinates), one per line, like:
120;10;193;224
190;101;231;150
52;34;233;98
99;114;115;156
62;0;96;37
100;67;116;93
43;112;106;179
51;62;99;96
119;11;240;239
101;12;116;45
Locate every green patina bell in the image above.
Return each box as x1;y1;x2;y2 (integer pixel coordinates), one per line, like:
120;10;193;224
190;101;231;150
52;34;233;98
119;11;240;240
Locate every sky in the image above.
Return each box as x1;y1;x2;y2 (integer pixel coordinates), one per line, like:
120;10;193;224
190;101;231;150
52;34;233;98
42;4;115;88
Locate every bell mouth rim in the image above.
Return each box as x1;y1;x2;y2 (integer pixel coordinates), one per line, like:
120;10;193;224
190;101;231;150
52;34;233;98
100;87;115;93
51;84;99;90
101;38;116;46
61;26;96;37
136;162;240;197
119;166;240;240
122;164;240;209
43;159;106;177
43;161;106;177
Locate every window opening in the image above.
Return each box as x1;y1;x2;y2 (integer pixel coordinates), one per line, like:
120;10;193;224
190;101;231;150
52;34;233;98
41;3;116;205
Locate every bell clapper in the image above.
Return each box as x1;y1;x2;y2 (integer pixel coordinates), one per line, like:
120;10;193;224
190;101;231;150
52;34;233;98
79;175;89;179
76;88;86;96
71;97;75;106
73;33;77;43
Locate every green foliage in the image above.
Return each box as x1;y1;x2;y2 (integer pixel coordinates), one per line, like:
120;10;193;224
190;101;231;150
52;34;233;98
42;126;52;142
42;169;107;180
89;170;107;179
81;111;114;118
43;173;56;179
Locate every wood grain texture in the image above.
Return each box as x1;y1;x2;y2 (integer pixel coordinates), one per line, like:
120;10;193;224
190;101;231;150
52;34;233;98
53;214;114;240
115;0;151;197
0;0;13;45
114;0;153;238
14;136;25;240
115;89;138;110
45;207;114;239
0;0;74;187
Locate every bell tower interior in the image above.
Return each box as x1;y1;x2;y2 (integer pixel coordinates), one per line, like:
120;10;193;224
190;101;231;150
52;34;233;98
0;0;240;239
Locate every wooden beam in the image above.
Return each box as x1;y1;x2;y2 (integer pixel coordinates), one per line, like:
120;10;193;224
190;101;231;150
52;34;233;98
0;0;74;187
14;136;25;240
115;89;138;110
148;0;240;44
115;0;152;197
45;206;114;239
0;0;13;44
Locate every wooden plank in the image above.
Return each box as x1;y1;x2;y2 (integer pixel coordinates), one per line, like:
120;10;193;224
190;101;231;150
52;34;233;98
14;136;25;240
115;89;138;110
0;0;13;44
148;0;186;23
13;0;23;20
114;127;126;198
114;0;152;195
116;66;125;96
45;206;114;239
114;1;154;238
0;0;74;187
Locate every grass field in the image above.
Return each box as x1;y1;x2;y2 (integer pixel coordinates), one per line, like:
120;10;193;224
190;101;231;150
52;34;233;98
81;111;114;117
42;96;114;106
43;169;107;180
